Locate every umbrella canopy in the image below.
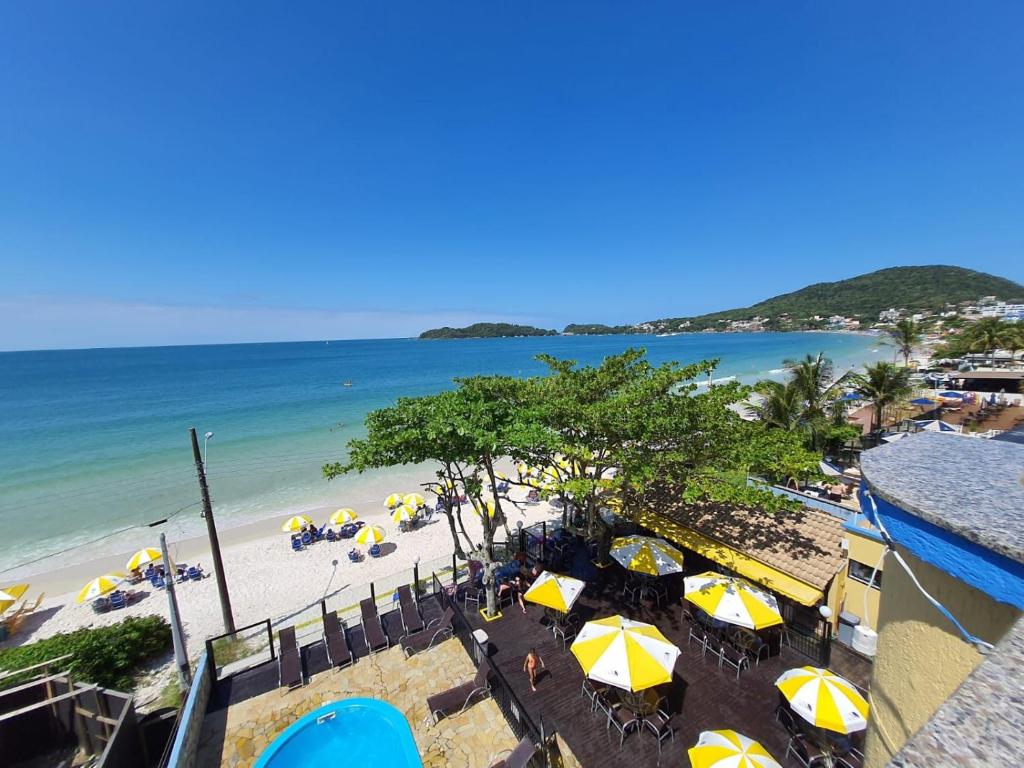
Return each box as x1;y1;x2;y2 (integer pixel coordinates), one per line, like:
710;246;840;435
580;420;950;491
818;460;844;478
938;391;963;399
384;493;405;509
609;536;685;577
391;504;418;524
472;500;496;518
881;432;910;443
126;547;164;572
833;392;862;403
403;493;425;508
281;514;313;533
0;584;29;615
570;615;680;692
914;420;961;433
523;571;585;613
355;525;386;545
329;508;358;525
910;397;937;406
77;573;125;604
775;666;869;734
687;730;783;768
684;572;783;630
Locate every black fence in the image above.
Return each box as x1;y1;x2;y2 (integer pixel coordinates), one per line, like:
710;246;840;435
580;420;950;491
432;573;550;767
204;619;276;684
779;602;832;666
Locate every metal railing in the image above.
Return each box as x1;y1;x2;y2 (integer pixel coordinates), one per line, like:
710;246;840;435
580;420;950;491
431;573;550;766
204;619;275;682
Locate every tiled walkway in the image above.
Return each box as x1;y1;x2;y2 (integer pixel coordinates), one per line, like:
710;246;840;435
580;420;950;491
195;639;521;768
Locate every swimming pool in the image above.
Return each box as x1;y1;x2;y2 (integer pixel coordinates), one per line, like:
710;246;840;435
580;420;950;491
253;698;422;768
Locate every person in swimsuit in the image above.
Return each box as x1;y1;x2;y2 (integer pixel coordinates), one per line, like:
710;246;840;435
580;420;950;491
523;648;545;692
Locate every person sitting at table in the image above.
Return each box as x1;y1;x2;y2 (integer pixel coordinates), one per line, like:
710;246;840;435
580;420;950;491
498;575;528;613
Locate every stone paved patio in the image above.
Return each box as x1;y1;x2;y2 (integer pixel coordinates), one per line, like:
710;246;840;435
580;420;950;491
195;639;521;768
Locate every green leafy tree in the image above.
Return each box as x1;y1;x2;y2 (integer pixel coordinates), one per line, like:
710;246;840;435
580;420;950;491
747;380;804;432
962;317;1017;366
887;319;922;367
749;353;842;452
853;362;912;433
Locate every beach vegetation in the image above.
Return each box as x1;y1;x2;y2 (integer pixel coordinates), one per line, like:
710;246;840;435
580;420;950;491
0;615;171;691
418;323;557;339
852;362;913;434
887;319;923;367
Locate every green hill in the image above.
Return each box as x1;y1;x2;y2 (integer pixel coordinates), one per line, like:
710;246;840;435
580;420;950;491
419;322;557;339
643;266;1024;333
562;323;637;335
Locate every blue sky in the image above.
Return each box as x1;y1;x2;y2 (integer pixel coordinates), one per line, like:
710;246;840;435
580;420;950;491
1;2;1022;349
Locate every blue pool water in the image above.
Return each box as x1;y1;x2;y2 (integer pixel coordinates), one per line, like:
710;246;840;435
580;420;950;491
254;698;422;768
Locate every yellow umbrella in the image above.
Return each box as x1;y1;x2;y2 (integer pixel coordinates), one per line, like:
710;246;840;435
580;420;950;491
384;493;405;509
355;525;386;545
684;572;783;630
77;573;125;604
610;536;685;577
472;500;496;518
775;667;869;734
126;547;164;572
403;492;425;508
688;730;782;768
494;471;508;481
523;571;585;613
570;615;680;692
0;584;29;615
281;514;313;533
329;508;358;525
391;504;418;524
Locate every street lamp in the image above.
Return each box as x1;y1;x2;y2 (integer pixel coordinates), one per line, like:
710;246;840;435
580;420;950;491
203;431;214;468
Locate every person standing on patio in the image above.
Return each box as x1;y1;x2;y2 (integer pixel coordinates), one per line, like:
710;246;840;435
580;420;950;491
523;648;546;692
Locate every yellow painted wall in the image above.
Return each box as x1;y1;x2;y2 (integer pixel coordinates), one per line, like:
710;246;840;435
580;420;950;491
841;530;886;630
863;547;1021;768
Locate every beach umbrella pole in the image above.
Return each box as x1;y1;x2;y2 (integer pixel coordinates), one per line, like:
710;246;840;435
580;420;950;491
161;533;192;691
190;427;235;634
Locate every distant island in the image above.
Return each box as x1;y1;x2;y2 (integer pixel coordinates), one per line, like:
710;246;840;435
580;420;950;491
419;323;557;339
418;266;1024;338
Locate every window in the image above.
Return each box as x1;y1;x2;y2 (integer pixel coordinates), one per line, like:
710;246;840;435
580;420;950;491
848;560;882;588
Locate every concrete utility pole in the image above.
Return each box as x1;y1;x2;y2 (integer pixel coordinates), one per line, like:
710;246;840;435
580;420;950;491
190;427;235;634
160;532;192;691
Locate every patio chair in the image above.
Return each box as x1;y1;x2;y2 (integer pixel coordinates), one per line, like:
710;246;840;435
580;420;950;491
322;611;352;669
786;733;830;767
687;623;708;653
719;643;749;681
463;584;484;612
642;708;675;755
426;659;491;725
400;606;454;657
397;584;424;635
703;633;723;660
487;736;537;768
605;704;640;748
360;598;389;653
776;705;805;739
278;625;303;689
553;613;580;650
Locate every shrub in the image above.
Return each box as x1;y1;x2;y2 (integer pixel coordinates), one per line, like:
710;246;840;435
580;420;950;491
0;615;172;691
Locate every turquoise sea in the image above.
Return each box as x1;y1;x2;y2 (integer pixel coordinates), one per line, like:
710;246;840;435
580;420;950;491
0;333;885;571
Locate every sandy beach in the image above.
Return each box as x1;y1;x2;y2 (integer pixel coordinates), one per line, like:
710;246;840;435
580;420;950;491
1;469;564;709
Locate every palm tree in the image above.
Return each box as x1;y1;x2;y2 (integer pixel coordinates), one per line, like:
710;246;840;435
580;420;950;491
853;362;913;434
747;380;804;432
887;319;922;367
963;317;1015;367
749;354;837;450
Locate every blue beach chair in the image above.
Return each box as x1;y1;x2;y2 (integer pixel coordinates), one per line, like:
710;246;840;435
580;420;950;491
326;528;337;542
348;548;361;562
291;537;303;552
110;591;127;610
370;543;382;558
188;566;203;581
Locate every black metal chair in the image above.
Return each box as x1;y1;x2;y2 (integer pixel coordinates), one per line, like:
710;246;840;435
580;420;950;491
642;708;675;756
605;704;640;748
719;643;749;681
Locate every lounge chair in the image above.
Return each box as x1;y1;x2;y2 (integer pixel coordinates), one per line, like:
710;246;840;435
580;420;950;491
487;736;537;768
150;575;166;590
397;585;424;635
348;548;361;562
426;659;491;724
291;537;303;552
278;625;303;689
369;543;382;558
301;532;313;546
360;598;389;653
326;528;337;542
400;606;454;657
109;591;127;610
188;565;204;581
323;611;353;669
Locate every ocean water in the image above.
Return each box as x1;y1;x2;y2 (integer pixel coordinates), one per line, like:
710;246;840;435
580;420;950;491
0;333;885;571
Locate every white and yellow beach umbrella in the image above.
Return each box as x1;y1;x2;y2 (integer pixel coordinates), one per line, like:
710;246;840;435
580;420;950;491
610;536;685;577
688;730;782;768
472;500;496;518
523;571;585;614
355;524;386;545
0;584;29;615
391;504;418;524
77;573;124;604
126;547;164;572
384;493;405;509
570;615;681;692
403;492;425;509
775;666;869;734
281;514;313;533
683;572;783;630
329;508;358;525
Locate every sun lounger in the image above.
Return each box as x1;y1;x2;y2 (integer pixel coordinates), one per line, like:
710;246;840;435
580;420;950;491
322;611;353;669
348;548;361;562
426;659;491;724
360;598;389;653
188;565;203;581
396;585;424;635
488;736;537;768
400;606;454;657
278;625;303;689
369;543;382;558
301;532;313;546
291;537;303;552
110;591;127;610
326;528;337;542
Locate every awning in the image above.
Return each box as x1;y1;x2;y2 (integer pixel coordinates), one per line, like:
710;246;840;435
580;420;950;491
632;509;825;606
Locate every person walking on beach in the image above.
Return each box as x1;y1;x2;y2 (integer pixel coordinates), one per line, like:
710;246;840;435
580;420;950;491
523;648;545;692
